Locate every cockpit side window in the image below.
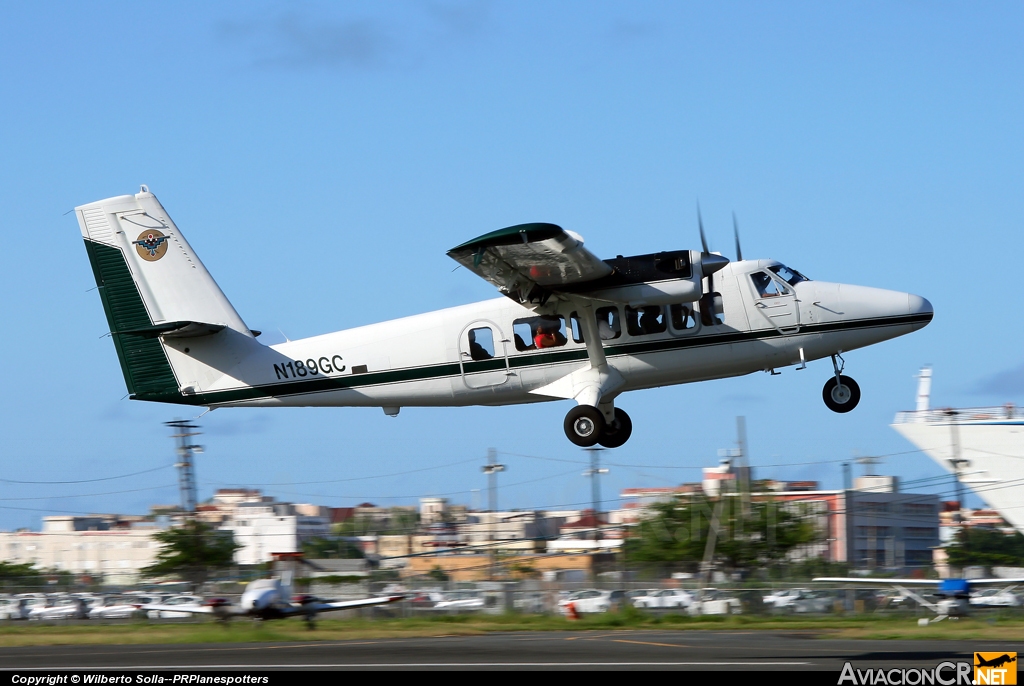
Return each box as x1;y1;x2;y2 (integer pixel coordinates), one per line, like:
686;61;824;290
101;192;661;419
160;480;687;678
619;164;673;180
768;264;809;286
751;271;789;298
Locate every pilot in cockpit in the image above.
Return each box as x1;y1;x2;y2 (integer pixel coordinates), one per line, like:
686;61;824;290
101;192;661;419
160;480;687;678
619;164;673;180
751;271;780;298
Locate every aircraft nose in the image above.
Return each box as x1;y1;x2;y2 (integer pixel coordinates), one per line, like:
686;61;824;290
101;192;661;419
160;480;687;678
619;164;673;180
907;294;933;321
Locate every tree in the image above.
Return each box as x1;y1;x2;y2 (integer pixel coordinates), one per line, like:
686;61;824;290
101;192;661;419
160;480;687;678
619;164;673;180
946;527;1024;569
302;536;365;559
142;520;241;589
0;561;42;590
623;496;820;576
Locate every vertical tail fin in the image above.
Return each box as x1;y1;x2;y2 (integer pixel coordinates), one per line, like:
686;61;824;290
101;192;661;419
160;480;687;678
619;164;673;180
77;186;256;402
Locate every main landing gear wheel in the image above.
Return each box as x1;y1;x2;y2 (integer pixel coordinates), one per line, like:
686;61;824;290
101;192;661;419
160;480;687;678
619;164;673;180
598;408;633;449
564;405;605;447
823;375;861;413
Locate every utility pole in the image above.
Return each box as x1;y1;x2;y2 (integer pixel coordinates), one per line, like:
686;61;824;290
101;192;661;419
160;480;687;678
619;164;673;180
481;448;505;579
946;409;969;565
855;455;882;570
166;419;203;519
582;447;608;542
735;416;751;520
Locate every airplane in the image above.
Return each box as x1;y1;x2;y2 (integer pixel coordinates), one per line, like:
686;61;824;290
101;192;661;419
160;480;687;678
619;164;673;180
74;187;933;447
813;576;1024;623
138;578;405;628
976;655;1017;669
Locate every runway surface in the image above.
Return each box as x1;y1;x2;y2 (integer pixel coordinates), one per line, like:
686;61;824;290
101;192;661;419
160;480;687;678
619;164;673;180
0;631;1018;671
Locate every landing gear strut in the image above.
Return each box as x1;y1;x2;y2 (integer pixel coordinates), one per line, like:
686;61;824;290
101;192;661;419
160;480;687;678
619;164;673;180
563;406;633;448
823;353;861;413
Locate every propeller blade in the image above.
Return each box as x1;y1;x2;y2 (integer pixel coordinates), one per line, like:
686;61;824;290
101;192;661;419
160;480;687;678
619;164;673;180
733;212;743;262
698;205;709;254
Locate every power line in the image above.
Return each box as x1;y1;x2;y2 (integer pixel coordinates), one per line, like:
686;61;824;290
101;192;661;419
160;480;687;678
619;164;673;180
0;464;173;485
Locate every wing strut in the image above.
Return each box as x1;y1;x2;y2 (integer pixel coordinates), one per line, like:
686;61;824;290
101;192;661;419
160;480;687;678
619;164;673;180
529;298;623;418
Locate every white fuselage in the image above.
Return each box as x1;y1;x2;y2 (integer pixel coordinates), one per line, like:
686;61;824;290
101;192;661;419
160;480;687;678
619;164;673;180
163;259;932;411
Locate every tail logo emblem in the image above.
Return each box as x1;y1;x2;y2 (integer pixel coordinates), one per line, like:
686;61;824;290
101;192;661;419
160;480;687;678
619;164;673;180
133;230;169;261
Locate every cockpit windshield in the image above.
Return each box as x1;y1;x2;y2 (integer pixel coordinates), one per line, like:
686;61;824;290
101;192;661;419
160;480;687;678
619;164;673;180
768;264;810;286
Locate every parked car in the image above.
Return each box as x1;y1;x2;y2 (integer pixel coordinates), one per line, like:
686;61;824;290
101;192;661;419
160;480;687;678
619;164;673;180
433;591;485;610
88;595;141;619
29;596;93;620
148;594;204;618
970;588;1022;608
790;590;834;614
632;589;693;609
688;590;742;616
558;589;626;614
0;597;32;620
763;588;809;609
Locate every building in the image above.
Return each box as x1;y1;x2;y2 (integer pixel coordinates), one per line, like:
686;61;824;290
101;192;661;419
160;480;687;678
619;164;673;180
619;467;941;570
0;516;163;584
219;502;331;565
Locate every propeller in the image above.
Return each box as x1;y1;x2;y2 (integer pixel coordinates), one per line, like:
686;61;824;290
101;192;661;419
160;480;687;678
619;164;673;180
698;205;709;254
696;204;730;326
733;212;743;262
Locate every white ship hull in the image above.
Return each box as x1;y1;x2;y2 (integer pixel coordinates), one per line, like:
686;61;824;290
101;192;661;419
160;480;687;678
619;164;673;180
892;407;1024;534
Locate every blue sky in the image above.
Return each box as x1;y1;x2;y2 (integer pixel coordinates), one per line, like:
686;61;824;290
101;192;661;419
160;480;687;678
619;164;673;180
1;1;1022;530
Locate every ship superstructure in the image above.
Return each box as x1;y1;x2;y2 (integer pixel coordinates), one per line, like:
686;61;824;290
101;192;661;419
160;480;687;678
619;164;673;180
891;367;1024;533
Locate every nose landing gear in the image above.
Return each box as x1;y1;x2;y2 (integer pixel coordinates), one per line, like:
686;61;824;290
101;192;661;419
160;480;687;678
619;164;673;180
823;353;861;413
563;405;633;448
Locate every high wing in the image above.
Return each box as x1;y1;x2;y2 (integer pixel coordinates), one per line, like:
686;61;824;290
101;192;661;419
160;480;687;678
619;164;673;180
814;577;1024;585
447;223;727;309
813;577;942;585
447;223;613;306
137;602;231;616
288;594;406;615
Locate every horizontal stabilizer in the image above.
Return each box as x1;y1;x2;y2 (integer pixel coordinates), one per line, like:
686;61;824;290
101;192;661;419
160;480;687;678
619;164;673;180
118;321;226;339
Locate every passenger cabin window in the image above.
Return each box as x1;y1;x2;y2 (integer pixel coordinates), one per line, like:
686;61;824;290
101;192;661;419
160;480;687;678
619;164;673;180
569;312;585;343
596;306;621;340
466;327;495;360
625;305;667;336
512;315;567;351
670;304;696;331
768;264;809;286
570;310;624;343
751;271;788;298
699;293;725;326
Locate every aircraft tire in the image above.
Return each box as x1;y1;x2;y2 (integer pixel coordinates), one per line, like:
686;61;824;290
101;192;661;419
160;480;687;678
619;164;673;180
564;405;605;447
598;408;633;448
823;375;861;413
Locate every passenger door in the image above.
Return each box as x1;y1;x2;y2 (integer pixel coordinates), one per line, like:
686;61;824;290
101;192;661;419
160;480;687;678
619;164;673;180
458;320;511;389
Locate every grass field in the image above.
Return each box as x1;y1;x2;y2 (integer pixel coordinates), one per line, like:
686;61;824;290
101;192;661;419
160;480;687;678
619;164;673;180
1;611;1022;646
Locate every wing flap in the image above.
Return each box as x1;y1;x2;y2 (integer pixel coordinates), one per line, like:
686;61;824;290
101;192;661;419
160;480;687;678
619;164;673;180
447;223;612;304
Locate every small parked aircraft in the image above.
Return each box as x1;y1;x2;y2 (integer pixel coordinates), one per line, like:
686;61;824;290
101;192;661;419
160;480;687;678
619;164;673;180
139;578;404;628
75;188;932;447
813;576;1024;623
